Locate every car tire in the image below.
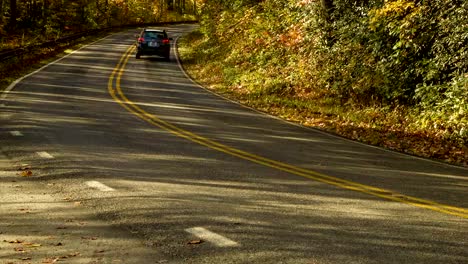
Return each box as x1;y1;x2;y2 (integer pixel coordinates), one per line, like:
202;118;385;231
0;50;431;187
164;53;170;61
136;53;141;59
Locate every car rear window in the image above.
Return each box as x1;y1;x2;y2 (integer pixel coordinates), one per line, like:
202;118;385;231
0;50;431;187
144;32;165;39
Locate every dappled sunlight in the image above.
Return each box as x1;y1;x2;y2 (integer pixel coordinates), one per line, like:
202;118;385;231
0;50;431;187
123;153;219;163
68;173;466;263
1;25;466;263
53;62;118;71
0;181;156;262
11;90;117;104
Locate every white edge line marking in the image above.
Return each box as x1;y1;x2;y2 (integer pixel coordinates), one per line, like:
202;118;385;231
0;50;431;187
185;227;239;247
85;180;115;192
36;151;54;159
1;33;116;102
174;35;467;170
10;131;23;136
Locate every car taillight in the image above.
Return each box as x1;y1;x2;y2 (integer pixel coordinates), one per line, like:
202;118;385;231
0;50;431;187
162;39;170;44
138;37;145;43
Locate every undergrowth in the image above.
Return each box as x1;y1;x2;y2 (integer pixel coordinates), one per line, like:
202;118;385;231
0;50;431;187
178;26;467;167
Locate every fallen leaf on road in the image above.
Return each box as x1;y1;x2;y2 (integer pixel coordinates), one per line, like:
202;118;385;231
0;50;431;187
187;240;204;245
21;257;32;261
95;249;105;253
42;257;60;263
68;252;80;257
18;164;31;171
81;236;98;240
14;247;25;252
5;239;23;243
23;242;41;247
21;170;33;177
55;242;63;246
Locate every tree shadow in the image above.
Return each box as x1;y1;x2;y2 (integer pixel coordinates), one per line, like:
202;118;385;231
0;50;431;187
1;25;467;263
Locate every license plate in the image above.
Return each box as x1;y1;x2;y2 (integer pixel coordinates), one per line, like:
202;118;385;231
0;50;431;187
149;41;159;47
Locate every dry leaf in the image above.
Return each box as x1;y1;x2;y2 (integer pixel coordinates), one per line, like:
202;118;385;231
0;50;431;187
187;240;204;245
68;252;80;257
6;239;23;243
18;164;31;171
81;236;98;240
21;170;33;177
27;243;42;247
14;247;25;252
21;257;32;261
42;257;60;263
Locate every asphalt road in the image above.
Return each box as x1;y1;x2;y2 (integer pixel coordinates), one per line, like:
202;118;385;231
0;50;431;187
1;24;467;263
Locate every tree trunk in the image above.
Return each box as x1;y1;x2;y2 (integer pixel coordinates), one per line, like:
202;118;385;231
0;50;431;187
8;0;18;30
193;0;196;16
105;0;109;26
0;0;4;25
321;0;334;21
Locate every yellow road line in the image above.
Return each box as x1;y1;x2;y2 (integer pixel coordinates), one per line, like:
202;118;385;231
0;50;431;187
108;44;468;219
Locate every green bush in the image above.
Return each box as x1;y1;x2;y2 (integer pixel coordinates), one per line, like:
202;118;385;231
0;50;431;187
194;0;467;143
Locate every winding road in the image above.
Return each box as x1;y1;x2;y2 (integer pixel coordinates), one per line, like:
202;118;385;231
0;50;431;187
1;24;467;263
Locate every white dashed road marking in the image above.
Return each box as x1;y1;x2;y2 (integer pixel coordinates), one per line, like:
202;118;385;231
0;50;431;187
10;131;23;136
85;181;115;192
185;227;239;247
36;151;54;159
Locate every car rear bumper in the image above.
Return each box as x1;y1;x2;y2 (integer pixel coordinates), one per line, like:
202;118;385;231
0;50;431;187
137;46;170;56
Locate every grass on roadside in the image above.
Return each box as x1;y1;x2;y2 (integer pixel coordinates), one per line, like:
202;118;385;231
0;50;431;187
177;30;468;167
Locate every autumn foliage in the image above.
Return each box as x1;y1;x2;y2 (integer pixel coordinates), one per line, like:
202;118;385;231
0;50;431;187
0;0;198;49
180;0;467;165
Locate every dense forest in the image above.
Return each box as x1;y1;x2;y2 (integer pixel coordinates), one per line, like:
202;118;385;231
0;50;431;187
0;0;198;48
179;0;467;165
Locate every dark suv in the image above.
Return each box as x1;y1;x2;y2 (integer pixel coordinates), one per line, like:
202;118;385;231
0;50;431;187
135;29;172;60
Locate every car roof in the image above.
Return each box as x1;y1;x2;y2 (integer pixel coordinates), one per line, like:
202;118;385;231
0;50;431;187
144;28;165;33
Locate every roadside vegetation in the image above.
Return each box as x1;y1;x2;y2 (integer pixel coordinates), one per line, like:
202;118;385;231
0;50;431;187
178;0;467;166
0;0;197;50
0;0;198;91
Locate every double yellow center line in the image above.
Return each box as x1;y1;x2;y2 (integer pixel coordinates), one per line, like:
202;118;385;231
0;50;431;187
108;44;468;219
